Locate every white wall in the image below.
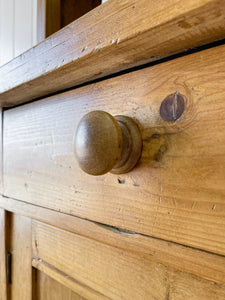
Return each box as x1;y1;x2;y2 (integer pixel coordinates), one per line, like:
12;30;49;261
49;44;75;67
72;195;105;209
0;0;109;67
0;0;37;66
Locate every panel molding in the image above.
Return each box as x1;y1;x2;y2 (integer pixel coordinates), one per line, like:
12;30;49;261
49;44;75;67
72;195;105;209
1;195;225;286
32;220;225;299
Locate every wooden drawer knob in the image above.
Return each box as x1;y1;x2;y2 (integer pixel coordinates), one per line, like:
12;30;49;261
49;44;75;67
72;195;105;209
74;111;142;175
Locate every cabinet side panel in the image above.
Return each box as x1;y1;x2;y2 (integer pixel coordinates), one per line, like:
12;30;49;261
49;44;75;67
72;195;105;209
0;208;7;300
8;213;32;300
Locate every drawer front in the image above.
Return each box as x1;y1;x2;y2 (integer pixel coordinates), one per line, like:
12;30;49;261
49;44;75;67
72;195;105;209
3;44;225;255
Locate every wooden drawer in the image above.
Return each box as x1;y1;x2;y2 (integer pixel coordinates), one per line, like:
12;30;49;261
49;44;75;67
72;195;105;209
3;43;225;257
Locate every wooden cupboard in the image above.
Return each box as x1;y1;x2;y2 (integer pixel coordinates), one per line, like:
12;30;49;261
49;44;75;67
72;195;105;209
1;0;225;299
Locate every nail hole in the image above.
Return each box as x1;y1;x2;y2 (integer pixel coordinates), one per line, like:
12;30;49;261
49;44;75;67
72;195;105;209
118;177;126;184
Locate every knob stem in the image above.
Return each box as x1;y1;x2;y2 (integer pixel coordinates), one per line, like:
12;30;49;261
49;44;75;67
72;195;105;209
111;116;142;174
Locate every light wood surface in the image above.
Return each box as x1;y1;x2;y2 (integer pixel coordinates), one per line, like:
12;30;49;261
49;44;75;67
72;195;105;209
32;221;225;300
0;109;2;194
1;0;225;105
1;196;225;286
0;208;7;300
3;44;225;255
34;271;86;300
7;213;32;300
32;261;106;300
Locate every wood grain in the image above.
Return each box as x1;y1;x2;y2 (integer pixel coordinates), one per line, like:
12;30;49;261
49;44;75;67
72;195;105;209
37;0;102;43
60;0;101;29
7;213;32;300
0;208;7;300
3;44;225;255
32;221;225;300
1;0;225;105
1;196;225;286
35;271;86;300
32;261;107;300
0;109;3;194
45;0;61;38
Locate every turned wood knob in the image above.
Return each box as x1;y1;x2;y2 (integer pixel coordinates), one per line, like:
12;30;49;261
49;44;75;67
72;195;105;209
74;111;142;175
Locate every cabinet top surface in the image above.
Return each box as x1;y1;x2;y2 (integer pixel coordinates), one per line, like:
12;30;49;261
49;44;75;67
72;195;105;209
1;0;225;107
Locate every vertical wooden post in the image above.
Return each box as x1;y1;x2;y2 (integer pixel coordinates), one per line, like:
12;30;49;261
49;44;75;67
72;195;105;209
0;108;3;195
8;214;32;299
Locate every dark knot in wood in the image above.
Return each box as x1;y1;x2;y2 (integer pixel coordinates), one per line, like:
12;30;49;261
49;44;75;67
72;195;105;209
160;92;186;122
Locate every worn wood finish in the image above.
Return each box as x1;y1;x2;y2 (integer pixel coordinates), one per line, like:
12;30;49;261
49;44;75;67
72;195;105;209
1;195;225;286
33;261;106;300
7;213;32;300
1;0;225;105
75;111;123;175
3;44;225;255
0;208;7;300
35;271;86;300
0;109;3;194
32;221;225;300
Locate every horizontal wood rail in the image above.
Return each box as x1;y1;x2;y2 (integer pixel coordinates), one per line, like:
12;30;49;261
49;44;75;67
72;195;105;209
1;0;225;106
1;195;225;286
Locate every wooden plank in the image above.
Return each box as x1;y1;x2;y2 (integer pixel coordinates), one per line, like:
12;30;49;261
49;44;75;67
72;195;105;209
7;213;32;299
32;221;225;300
1;0;225;105
0;108;3;194
0;208;7;300
3;44;225;255
32;261;108;300
1;196;225;286
34;270;87;300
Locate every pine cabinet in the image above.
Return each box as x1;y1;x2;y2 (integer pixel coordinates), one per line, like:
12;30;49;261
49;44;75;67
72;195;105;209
1;0;225;299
